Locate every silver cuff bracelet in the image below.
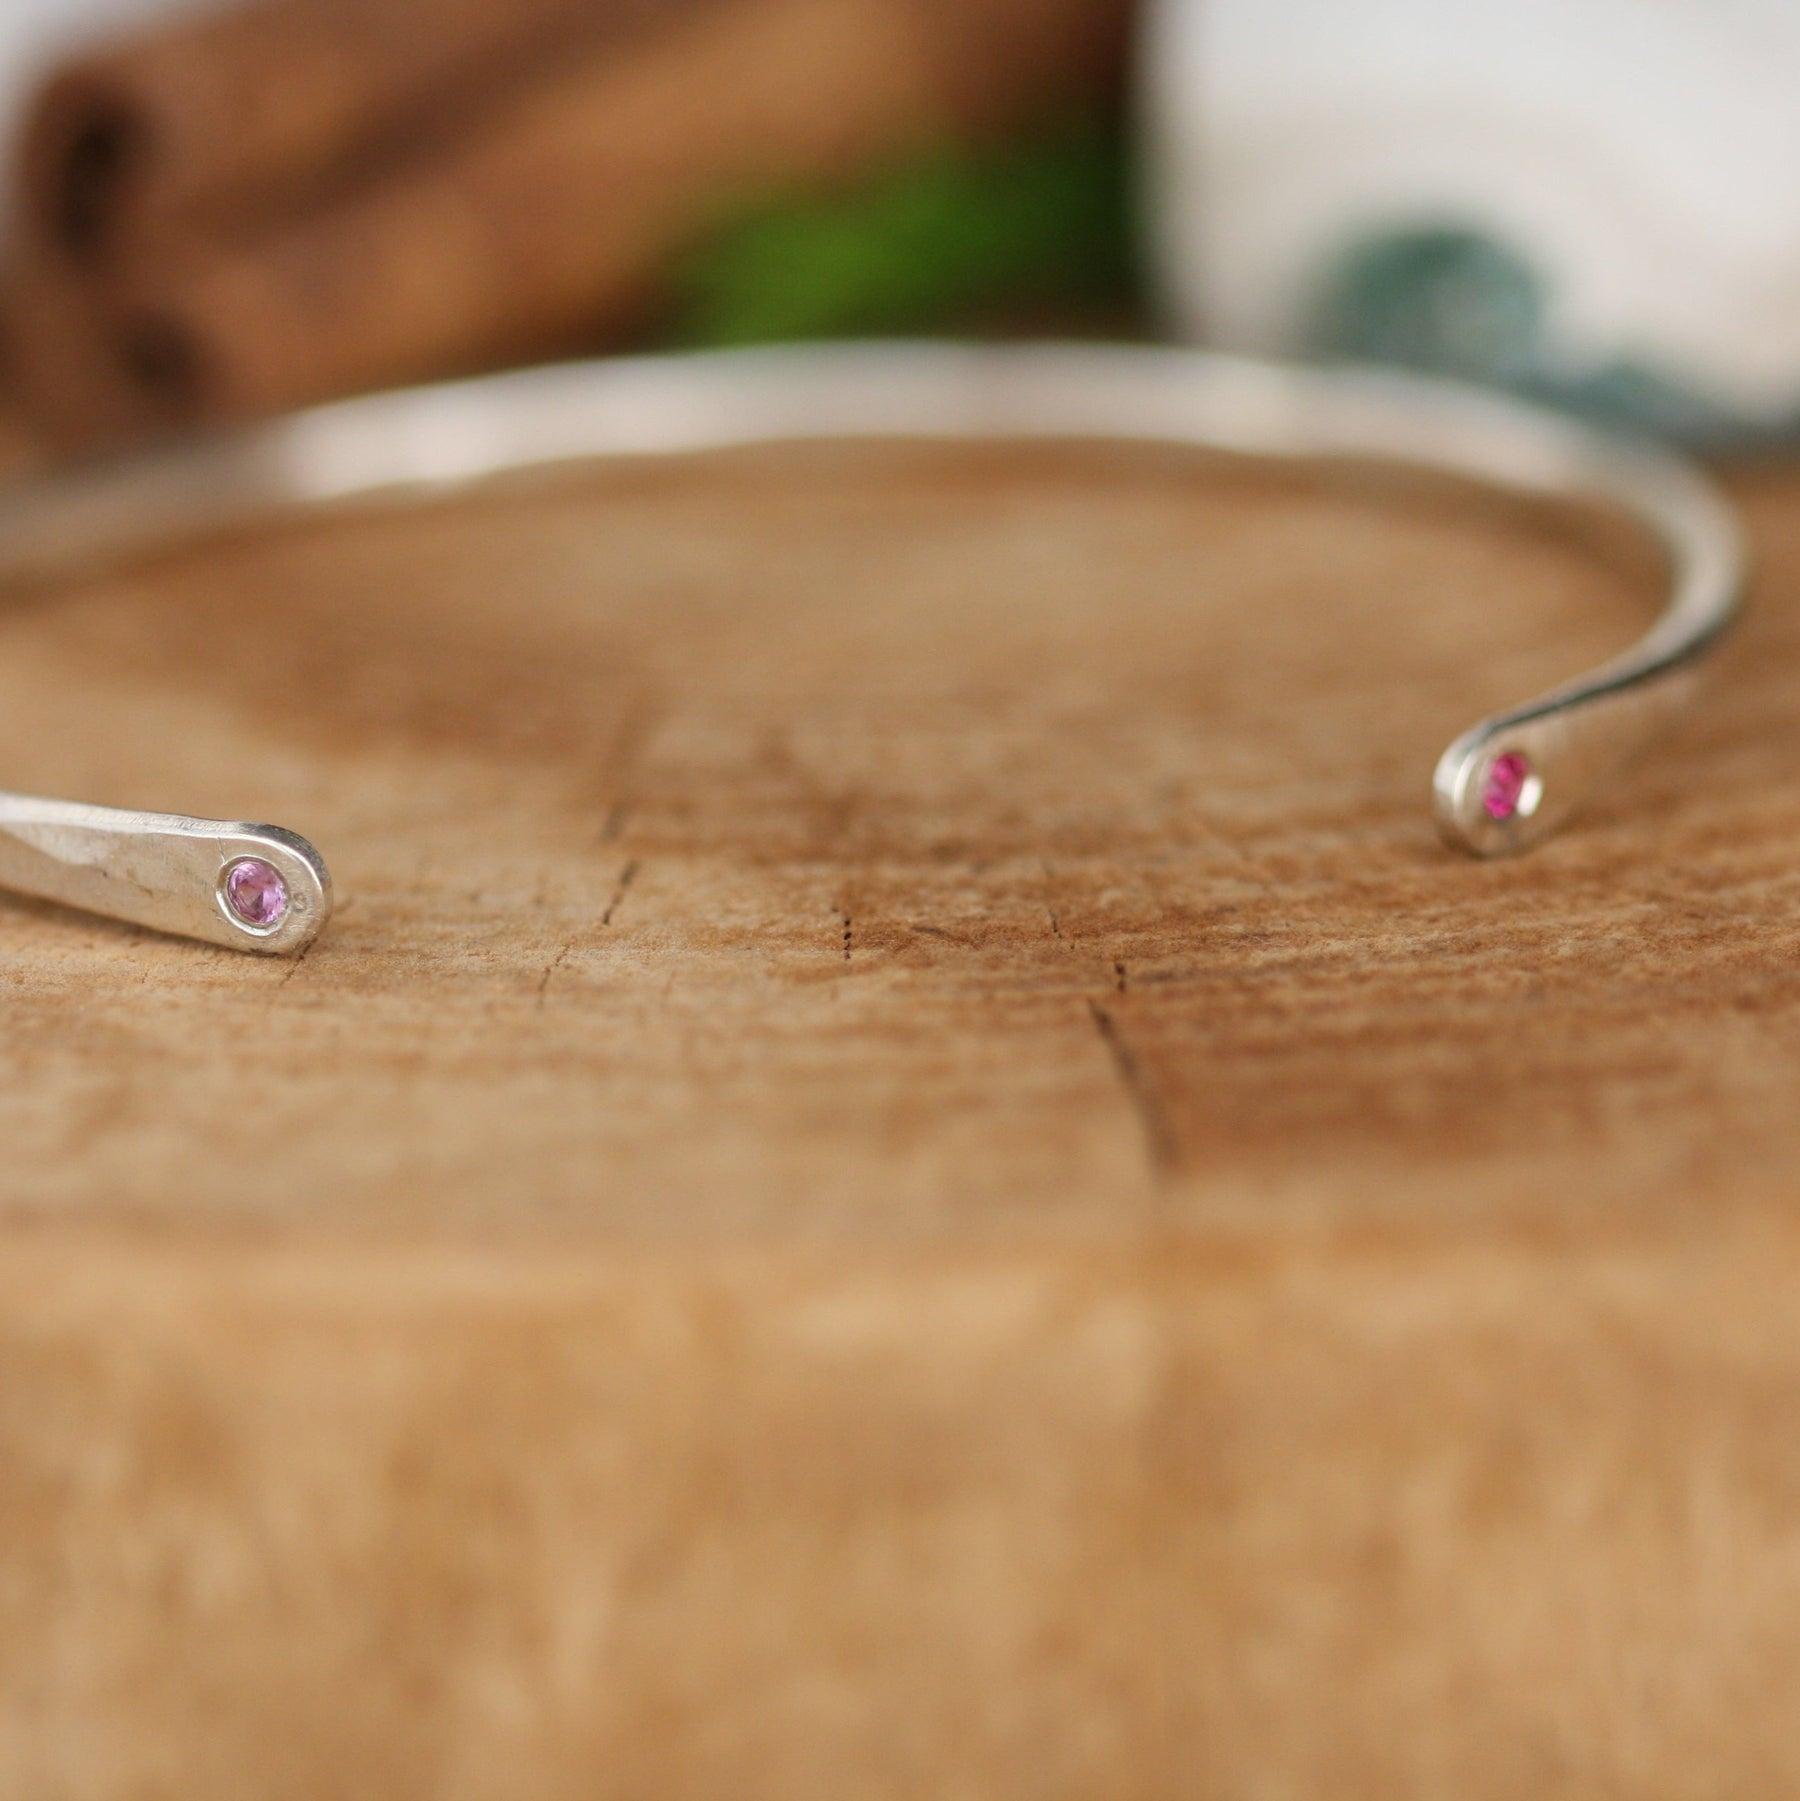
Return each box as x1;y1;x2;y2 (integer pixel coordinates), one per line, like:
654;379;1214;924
0;342;1746;956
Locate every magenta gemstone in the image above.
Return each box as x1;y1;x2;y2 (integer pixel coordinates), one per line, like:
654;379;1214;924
224;857;288;928
1482;751;1533;821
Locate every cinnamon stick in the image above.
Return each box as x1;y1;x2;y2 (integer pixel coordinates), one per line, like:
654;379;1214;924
8;0;1133;444
21;0;680;262
0;247;164;448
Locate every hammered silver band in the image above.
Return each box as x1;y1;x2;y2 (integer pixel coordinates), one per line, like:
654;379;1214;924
0;342;1746;955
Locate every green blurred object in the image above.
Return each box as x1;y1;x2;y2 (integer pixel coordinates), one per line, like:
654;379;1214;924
669;120;1137;346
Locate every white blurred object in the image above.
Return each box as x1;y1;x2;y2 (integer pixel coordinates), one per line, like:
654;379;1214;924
1142;0;1800;433
0;0;197;164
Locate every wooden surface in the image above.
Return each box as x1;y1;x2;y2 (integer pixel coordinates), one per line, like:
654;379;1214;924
2;433;1799;1796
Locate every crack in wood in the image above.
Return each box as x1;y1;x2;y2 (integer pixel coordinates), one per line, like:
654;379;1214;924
1087;998;1181;1179
277;938;315;991
600;860;639;928
535;942;572;1003
539;859;640;1001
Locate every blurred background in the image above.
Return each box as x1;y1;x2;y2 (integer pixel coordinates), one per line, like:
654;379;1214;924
1;0;1795;455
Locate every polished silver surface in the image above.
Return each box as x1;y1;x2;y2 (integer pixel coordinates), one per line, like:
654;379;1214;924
0;342;1745;953
0;799;329;954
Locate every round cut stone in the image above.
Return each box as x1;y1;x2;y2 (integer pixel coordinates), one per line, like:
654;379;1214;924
224;857;288;928
1482;751;1533;821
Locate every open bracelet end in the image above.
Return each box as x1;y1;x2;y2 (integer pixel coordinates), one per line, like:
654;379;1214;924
0;798;331;954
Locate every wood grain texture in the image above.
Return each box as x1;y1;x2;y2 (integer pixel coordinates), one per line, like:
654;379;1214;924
1;435;1797;1796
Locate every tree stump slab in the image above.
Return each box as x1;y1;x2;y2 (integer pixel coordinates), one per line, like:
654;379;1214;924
1;438;1795;1797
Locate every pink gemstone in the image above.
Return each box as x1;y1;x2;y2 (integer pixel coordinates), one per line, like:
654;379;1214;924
224;857;288;927
1483;751;1533;821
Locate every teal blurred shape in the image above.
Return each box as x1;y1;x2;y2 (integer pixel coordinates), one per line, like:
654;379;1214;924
1311;226;1546;383
1310;224;1790;445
